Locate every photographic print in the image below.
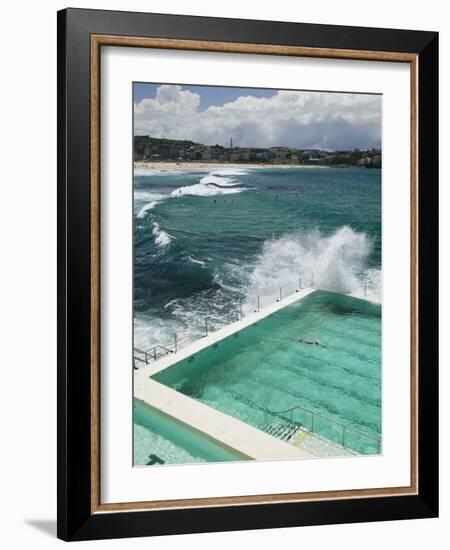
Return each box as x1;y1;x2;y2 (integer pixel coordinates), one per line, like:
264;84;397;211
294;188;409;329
132;83;382;467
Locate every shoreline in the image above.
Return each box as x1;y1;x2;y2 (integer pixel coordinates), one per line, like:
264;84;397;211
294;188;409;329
134;161;330;171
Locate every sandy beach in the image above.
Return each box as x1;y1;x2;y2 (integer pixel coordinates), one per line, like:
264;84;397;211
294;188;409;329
134;161;327;171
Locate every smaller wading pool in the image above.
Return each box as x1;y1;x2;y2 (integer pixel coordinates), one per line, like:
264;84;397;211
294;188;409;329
133;399;248;466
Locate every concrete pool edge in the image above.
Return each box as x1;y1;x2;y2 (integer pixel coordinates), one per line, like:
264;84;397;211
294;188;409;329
134;376;313;461
138;287;317;378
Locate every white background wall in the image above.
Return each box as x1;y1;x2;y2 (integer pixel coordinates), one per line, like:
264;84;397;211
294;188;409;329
0;1;447;548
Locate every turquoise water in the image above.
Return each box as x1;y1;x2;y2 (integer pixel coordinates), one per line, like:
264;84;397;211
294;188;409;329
134;167;381;350
134;166;382;460
133;399;247;465
153;291;381;455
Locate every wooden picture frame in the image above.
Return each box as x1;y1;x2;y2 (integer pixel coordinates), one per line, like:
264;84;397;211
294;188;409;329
57;8;438;541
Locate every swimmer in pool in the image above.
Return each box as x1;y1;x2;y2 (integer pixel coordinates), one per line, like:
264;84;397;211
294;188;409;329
289;337;326;347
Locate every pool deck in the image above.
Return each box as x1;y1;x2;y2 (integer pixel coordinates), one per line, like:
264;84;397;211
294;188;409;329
137;287;317;378
134;376;313;461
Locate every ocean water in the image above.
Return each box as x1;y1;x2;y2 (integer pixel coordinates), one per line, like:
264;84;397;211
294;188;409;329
134;166;381;352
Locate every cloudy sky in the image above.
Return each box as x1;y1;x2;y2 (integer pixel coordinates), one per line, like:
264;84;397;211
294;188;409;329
133;83;381;151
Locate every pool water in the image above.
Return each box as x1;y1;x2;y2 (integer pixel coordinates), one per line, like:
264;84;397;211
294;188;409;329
153;291;382;455
133;399;247;465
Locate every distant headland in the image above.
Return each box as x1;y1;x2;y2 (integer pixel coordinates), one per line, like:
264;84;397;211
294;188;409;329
134;136;381;169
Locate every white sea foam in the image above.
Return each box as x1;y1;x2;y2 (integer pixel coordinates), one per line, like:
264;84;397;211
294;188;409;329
200;174;235;186
211;168;252;177
244;226;381;303
171;171;246;197
152;222;173;248
134;286;236;352
134;190;165;202
168;289;238;335
134;168;195;176
171;184;244;197
137;201;158;218
134;169;164;176
134;191;168;218
134;315;185;351
186;255;206;267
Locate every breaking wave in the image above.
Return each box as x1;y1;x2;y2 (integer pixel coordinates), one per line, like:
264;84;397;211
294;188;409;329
171;171;248;197
137;201;158;218
152;222;173;248
210;168;253;177
135;191;167;218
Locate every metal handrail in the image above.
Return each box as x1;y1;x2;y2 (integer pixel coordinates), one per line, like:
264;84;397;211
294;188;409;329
133;273;371;364
133;279;309;364
264;404;381;453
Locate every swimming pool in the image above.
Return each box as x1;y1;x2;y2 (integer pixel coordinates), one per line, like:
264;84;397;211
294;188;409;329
153;291;382;455
133;399;247;465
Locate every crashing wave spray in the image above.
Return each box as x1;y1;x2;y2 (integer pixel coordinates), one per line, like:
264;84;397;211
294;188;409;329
245;226;381;303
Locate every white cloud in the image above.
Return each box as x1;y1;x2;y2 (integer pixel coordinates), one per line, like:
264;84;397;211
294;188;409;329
134;85;381;150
